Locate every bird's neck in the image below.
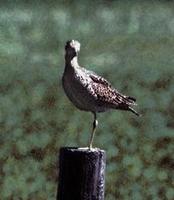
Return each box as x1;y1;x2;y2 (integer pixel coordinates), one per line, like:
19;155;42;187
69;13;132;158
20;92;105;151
65;55;79;68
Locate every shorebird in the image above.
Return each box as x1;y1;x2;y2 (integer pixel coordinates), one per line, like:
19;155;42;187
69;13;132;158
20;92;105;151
62;40;140;149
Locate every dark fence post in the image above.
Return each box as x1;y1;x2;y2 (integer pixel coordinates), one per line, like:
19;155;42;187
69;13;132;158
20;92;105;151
57;147;106;200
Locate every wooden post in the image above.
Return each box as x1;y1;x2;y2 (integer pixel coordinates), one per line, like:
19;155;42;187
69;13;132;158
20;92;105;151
57;147;106;200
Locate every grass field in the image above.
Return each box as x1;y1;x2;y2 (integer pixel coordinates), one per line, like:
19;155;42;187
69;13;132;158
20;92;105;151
0;1;174;199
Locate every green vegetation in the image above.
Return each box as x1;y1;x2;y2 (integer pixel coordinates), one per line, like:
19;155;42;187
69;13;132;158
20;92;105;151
0;1;174;199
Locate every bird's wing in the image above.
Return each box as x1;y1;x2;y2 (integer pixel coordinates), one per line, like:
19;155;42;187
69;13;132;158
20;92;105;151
92;83;132;106
81;67;136;106
80;67;111;87
92;79;138;111
89;73;112;87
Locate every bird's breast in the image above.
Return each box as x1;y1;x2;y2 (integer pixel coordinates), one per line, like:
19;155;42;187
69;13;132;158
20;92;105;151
62;69;109;113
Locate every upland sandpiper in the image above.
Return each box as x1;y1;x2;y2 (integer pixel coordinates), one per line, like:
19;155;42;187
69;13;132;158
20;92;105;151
62;40;140;149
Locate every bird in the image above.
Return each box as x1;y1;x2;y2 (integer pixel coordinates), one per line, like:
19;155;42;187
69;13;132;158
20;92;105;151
62;40;140;149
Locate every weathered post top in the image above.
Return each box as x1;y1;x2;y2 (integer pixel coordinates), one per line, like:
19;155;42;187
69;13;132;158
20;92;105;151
57;147;106;200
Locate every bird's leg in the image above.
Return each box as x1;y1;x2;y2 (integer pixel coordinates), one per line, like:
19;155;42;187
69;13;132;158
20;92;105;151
89;112;98;149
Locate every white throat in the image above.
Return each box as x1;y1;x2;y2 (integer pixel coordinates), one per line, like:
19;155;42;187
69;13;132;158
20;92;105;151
71;56;79;68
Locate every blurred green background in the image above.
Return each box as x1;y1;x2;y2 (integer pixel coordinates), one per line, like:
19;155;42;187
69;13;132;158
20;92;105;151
0;1;174;199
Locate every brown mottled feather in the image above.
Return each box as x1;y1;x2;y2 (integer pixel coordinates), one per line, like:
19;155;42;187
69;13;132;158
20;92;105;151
63;40;139;116
90;73;111;87
90;74;136;110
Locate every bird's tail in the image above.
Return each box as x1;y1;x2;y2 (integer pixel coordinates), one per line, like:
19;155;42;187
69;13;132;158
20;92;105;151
126;96;137;105
129;107;141;117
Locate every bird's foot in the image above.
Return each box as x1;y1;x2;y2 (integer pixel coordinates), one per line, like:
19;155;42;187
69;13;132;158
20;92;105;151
78;147;97;151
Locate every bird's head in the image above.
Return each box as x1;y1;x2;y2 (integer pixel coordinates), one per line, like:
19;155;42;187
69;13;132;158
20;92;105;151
65;40;81;59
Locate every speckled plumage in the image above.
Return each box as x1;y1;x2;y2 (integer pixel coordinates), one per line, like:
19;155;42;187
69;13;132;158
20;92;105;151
62;40;139;148
62;40;139;115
